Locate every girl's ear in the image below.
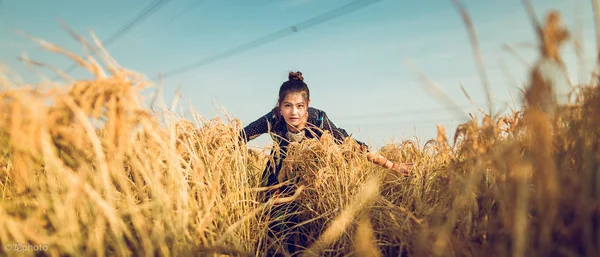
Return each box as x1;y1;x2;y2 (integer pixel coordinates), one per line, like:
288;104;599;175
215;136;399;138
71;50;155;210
307;99;311;106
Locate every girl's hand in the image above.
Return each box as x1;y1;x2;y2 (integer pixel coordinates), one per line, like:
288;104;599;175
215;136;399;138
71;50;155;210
390;162;413;176
366;152;413;176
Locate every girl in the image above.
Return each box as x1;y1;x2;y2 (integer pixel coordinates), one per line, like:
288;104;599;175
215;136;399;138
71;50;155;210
239;71;413;255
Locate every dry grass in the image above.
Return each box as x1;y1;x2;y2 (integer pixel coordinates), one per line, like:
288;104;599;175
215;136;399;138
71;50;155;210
1;5;600;257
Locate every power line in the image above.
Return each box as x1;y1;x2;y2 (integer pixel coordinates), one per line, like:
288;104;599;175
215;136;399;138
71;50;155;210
334;104;477;121
103;0;172;47
333;100;516;121
60;0;172;75
161;0;383;78
344;118;463;128
340;102;521;128
164;0;208;25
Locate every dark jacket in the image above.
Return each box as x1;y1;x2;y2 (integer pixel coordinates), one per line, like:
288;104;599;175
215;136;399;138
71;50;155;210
240;107;368;190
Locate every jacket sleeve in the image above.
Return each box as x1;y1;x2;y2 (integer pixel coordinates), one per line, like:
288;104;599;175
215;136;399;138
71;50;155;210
319;111;371;152
239;111;274;143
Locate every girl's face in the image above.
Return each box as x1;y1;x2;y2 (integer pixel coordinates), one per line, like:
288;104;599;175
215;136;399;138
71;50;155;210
280;92;309;132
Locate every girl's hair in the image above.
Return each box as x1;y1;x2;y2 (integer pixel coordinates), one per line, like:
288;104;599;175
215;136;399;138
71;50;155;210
273;71;310;120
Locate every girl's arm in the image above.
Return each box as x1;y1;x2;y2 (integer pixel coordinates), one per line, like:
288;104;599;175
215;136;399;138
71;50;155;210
366;151;413;176
319;111;413;176
319;111;369;149
239;111;274;143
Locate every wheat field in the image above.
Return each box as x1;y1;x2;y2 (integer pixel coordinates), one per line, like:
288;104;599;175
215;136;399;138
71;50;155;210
0;6;599;257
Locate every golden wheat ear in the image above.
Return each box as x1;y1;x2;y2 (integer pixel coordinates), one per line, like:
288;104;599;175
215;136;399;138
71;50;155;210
16;30;104;79
353;212;382;257
301;175;380;257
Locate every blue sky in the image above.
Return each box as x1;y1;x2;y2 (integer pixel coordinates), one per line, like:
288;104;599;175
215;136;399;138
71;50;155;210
0;0;597;150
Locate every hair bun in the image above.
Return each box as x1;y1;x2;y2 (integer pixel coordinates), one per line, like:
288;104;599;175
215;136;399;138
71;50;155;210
288;71;303;81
